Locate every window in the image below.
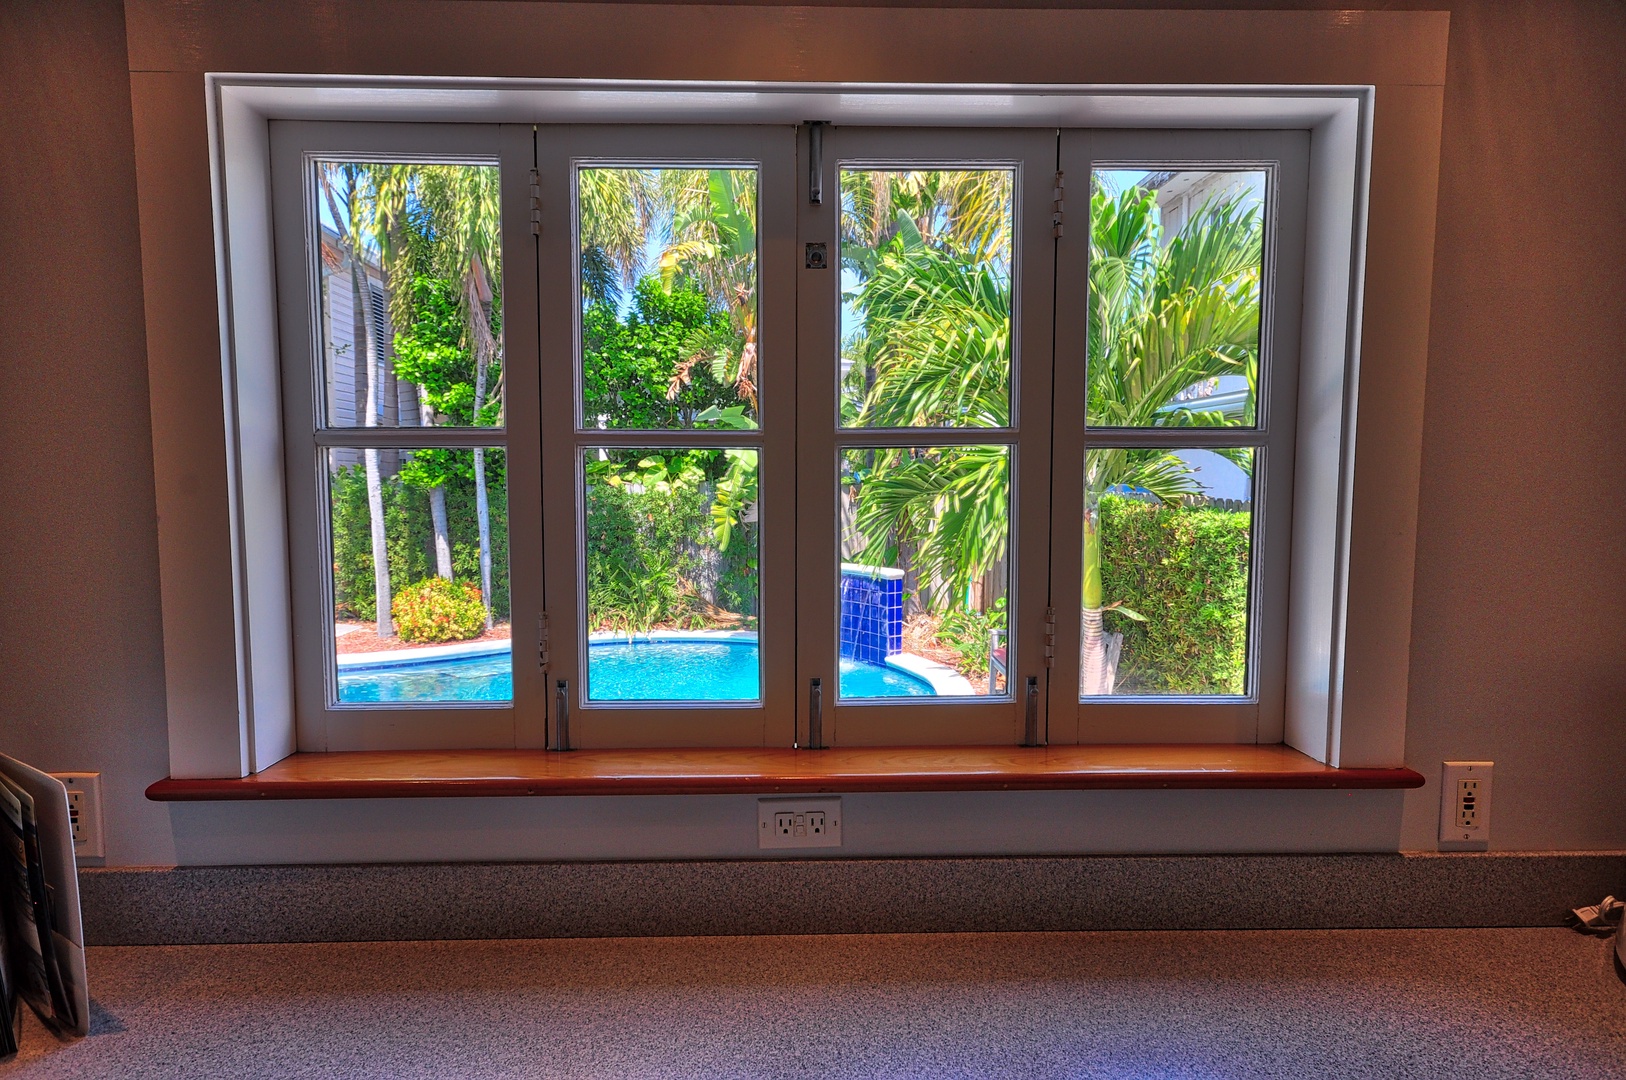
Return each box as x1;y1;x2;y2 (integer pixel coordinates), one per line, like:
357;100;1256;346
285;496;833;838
1050;130;1310;745
267;115;1322;753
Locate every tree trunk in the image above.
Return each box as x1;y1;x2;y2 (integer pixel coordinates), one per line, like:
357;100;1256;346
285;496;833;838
428;485;454;580
412;387;454;579
322;172;393;638
466;258;497;629
1079;505;1110;696
352;261;392;638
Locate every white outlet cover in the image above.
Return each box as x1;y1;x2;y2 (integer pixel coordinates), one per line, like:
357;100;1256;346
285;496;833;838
51;772;105;860
1439;761;1493;847
758;797;842;849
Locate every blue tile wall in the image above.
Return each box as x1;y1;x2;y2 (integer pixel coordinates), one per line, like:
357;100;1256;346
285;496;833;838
840;567;904;664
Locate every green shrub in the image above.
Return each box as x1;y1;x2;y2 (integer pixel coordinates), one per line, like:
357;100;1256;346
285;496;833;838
1097;495;1251;694
936;596;1007;685
391;577;487;643
330;456;510;623
584;451;759;632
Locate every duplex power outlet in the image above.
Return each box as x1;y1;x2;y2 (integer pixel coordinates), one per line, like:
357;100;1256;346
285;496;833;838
50;772;105;860
1439;761;1493;846
758;797;841;849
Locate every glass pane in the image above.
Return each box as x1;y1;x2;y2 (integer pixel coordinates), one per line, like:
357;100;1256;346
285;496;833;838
578;167;759;430
1087;169;1266;428
1082;447;1254;698
839;169;1014;429
838;446;1010;699
314;161;504;430
328;447;512;704
583;448;761;702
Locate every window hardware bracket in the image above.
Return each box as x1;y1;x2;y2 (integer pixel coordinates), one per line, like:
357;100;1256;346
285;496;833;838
1043;606;1056;668
529;168;541;236
807;121;825;205
538;612;550;671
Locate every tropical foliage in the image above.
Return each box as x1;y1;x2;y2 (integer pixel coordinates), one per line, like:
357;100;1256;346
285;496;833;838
569;166;1263;686
392;577;488;645
584;449;758;639
320;161;504;639
1096;494;1251;694
325;154;1265;689
1080;178;1262;694
331;454;510;626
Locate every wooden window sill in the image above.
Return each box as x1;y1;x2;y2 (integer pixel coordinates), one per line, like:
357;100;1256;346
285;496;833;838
145;745;1424;800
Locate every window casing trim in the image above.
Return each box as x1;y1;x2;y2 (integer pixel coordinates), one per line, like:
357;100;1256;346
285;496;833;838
196;77;1376;777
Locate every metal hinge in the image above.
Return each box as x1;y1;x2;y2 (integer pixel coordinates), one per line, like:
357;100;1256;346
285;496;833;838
529;169;541;236
1051;172;1065;238
538;611;550;670
1043;606;1056;668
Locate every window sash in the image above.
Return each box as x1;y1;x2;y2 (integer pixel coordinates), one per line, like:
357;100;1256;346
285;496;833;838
1047;129;1311;745
271;121;545;752
536;125;799;748
794;127;1059;747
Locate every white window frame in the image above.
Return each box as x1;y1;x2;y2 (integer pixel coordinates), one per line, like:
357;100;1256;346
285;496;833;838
191;78;1377;775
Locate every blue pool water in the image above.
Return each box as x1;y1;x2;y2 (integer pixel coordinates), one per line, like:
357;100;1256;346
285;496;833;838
338;650;515;703
336;640;936;703
589;640;759;701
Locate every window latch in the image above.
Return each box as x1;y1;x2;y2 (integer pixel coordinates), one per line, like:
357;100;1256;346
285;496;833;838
554;680;571;752
807;677;824;750
1023;676;1043;747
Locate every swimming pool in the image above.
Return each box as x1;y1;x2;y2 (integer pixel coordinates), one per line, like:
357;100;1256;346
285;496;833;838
335;638;938;703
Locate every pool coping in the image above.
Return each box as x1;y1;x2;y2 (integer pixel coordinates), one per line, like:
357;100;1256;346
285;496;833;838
335;638;513;670
585;630;760;645
883;653;976;696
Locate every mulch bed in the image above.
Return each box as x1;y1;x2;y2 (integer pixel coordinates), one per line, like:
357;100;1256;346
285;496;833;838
335;621;512;654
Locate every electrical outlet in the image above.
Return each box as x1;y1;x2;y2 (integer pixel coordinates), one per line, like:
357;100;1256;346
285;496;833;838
1439;761;1493;846
758;797;841;849
50;772;105;859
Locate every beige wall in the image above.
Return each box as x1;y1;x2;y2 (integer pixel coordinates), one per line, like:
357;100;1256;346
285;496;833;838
0;0;179;863
0;0;1621;865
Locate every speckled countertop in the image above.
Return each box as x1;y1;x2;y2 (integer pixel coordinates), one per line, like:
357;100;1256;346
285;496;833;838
4;928;1625;1079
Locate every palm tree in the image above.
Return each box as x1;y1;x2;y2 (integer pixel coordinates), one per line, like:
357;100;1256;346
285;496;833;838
412;165;504;629
656;169;760;417
1079;180;1263;694
318;164;393;638
578;167;656;306
363;164;455;582
840;172;1263;692
839;170;1015;614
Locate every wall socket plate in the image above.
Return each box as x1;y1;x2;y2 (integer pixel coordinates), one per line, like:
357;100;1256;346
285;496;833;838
1439;761;1493;847
757;797;841;849
50;772;105;860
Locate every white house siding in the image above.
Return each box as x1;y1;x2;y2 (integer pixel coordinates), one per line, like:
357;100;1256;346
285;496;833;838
1151;170;1267;246
1151;170;1264;494
321;250;412;476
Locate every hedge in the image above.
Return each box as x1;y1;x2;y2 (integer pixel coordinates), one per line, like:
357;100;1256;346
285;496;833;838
330;453;510;624
1097;494;1251;695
